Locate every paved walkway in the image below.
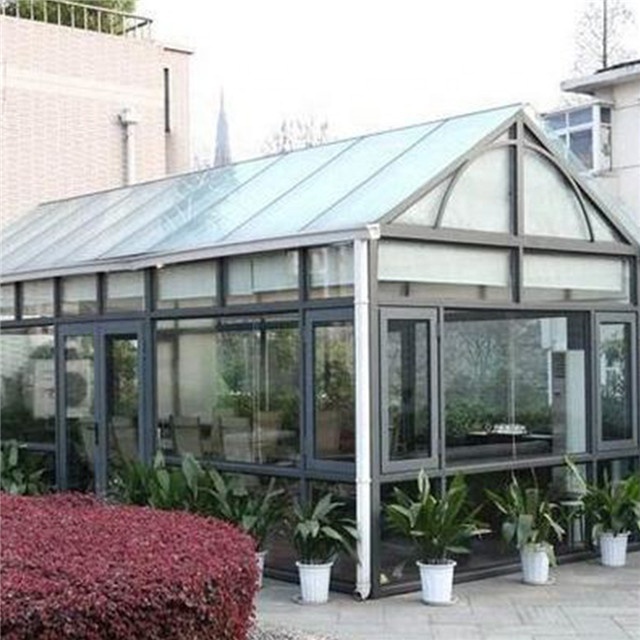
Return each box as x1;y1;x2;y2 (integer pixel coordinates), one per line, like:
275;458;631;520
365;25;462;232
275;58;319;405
256;552;640;640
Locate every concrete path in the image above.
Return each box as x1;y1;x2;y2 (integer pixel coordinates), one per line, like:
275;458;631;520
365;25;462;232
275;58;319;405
256;552;640;640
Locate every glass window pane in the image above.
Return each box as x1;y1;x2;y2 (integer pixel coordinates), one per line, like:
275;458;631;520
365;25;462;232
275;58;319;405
105;271;145;312
444;312;588;464
524;149;590;239
156;317;300;466
393;178;451;227
313;321;355;462
22;279;54;318
64;334;95;492
568;107;592;126
569;129;593;169
545;114;566;130
440;147;511;233
308;244;353;299
385;318;431;461
61;275;98;315
523;253;630;303
599;323;633;442
226;251;299;304
1;284;15;320
378;241;511;302
1;327;56;445
583;198;621;243
155;261;217;309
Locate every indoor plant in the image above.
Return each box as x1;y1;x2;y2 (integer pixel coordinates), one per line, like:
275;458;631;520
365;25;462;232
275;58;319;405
385;471;488;604
566;459;640;567
487;474;564;585
291;492;358;604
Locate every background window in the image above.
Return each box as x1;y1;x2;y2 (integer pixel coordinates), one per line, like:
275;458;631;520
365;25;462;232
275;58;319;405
1;284;15;320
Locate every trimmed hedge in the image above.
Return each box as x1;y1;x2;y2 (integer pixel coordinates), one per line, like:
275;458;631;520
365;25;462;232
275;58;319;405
1;493;258;639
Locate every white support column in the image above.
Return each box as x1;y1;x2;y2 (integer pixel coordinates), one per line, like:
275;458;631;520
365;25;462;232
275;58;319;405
354;236;372;600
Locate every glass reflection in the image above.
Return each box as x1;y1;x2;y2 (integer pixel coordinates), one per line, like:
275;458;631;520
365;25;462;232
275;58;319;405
444;313;587;463
156;317;300;465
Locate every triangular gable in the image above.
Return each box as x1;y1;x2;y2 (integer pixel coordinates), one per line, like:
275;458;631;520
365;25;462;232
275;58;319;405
386;108;637;247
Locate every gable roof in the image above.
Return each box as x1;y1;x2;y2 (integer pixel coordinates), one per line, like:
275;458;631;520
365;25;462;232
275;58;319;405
1;103;637;281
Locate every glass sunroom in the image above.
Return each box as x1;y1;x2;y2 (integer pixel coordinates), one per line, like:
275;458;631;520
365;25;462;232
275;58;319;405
1;104;638;598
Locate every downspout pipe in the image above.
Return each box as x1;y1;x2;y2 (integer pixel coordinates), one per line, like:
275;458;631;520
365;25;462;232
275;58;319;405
354;235;373;601
119;107;139;185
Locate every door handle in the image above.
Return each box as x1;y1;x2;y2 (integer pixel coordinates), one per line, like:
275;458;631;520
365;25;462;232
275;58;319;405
94;422;99;446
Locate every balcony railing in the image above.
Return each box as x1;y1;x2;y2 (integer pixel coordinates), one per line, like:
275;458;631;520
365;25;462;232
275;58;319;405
0;0;152;38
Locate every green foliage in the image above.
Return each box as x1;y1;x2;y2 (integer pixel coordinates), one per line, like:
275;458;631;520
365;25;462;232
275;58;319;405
385;471;489;564
110;451;190;510
0;440;46;496
204;469;285;550
291;493;358;564
111;451;286;549
3;0;138;33
486;474;564;565
565;458;640;539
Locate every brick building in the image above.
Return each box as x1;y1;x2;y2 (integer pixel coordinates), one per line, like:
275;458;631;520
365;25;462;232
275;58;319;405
0;1;191;227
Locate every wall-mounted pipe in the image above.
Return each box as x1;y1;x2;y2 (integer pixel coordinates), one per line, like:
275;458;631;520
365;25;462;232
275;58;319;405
119;107;139;185
354;236;372;601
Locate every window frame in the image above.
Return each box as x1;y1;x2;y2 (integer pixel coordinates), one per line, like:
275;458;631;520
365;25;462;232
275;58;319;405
595;312;638;452
304;307;356;475
380;307;438;474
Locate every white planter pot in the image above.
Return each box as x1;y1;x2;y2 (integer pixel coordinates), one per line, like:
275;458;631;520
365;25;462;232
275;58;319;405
416;560;456;604
599;532;629;567
520;546;550;585
296;561;333;604
256;550;268;589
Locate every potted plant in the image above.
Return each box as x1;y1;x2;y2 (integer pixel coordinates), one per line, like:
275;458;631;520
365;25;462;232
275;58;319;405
291;492;358;604
385;471;488;605
566;459;640;567
203;467;285;588
487;474;564;585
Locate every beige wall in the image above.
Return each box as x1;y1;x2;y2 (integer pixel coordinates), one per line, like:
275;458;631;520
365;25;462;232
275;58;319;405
0;15;191;228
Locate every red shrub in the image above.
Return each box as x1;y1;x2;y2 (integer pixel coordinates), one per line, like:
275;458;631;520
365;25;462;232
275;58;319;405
0;493;258;639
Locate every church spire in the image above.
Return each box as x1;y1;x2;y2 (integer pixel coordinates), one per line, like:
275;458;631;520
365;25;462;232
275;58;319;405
213;90;231;167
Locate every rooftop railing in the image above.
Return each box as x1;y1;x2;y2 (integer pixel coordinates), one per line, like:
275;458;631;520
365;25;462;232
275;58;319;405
0;0;152;38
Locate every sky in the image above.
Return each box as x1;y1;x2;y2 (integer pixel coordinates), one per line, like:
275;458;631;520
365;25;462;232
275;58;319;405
138;0;640;166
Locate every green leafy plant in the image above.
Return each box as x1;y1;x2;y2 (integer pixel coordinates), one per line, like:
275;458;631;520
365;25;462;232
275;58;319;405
0;440;46;495
111;451;192;511
291;493;358;565
566;458;640;540
486;474;564;565
204;469;285;551
385;471;489;564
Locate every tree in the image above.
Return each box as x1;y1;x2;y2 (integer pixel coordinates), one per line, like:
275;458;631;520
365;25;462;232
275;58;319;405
262;115;330;154
572;0;638;75
3;1;139;35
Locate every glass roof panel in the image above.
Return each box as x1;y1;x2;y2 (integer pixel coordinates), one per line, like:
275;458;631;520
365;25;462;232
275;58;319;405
440;146;511;233
394;177;452;227
187;122;440;246
523;148;589;239
3;188;133;272
583;197;623;242
306;105;521;232
27;158;276;271
142;139;355;255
